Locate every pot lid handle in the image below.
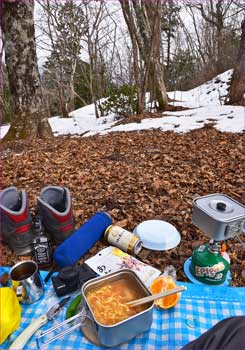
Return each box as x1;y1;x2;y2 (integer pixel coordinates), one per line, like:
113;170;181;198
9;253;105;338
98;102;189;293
216;202;226;211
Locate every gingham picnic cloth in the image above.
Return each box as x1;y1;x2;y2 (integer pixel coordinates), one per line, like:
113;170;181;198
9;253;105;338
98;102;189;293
1;267;244;350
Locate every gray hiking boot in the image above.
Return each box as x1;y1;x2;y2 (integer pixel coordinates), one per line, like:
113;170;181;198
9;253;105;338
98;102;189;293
37;186;75;244
0;187;34;255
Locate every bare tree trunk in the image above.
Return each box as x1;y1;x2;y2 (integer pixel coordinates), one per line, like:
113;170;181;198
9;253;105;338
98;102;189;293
120;0;145;113
120;0;168;113
2;0;53;141
69;61;77;112
166;28;171;70
154;61;168;110
38;0;84;117
57;82;69;118
216;25;224;73
226;20;244;105
145;1;168;110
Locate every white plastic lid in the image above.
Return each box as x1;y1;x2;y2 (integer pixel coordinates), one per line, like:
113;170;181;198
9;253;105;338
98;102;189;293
133;220;181;251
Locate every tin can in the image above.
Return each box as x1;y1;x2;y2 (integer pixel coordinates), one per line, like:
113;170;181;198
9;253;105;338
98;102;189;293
104;225;142;255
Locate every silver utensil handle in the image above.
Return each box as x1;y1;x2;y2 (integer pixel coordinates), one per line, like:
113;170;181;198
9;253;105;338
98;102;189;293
36;311;86;349
127;285;186;307
37;323;81;350
38;311;83;338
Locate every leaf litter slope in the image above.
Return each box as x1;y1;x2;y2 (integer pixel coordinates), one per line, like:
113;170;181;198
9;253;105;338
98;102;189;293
2;126;244;286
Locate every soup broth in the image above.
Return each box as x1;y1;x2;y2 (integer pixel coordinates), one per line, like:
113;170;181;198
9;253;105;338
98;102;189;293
86;278;147;326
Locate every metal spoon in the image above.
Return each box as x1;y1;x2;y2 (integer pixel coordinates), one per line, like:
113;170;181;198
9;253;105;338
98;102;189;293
126;285;186;307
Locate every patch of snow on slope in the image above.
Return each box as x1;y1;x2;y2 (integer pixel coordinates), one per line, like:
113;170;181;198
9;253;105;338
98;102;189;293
49;104;117;136
168;69;233;108
1;70;243;139
84;105;244;136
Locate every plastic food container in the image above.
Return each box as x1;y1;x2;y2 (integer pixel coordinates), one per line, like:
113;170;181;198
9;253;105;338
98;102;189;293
81;269;154;347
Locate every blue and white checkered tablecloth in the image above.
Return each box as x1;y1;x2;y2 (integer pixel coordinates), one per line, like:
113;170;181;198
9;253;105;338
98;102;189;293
1;267;244;350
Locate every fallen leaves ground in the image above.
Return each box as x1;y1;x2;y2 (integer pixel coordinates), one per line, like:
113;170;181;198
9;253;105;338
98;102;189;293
1;125;244;286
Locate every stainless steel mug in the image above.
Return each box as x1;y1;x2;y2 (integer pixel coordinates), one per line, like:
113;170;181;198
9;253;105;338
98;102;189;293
10;260;44;304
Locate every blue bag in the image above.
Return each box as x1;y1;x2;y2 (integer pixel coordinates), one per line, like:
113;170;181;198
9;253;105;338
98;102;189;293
53;212;112;267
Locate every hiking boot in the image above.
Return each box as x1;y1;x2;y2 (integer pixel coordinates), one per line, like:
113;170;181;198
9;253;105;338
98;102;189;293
37;186;75;244
0;187;34;255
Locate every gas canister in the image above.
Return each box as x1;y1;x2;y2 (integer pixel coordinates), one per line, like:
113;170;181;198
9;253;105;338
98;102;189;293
189;242;230;285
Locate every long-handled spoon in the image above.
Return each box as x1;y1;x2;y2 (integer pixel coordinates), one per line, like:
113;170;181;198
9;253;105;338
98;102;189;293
126;285;186;307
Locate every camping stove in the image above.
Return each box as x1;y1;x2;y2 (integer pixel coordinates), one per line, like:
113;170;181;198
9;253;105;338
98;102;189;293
187;194;244;285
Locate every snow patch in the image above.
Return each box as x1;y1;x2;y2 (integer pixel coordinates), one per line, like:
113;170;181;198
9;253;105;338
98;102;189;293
1;69;244;139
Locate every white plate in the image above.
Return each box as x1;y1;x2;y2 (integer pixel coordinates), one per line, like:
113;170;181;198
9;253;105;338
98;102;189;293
133;220;181;251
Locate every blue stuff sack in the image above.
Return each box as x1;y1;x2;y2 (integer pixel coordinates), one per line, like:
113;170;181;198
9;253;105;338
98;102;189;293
53;212;112;267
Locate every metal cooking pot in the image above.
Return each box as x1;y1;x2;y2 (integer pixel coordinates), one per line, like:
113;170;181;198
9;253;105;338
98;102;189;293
192;193;244;241
37;269;154;349
81;269;154;347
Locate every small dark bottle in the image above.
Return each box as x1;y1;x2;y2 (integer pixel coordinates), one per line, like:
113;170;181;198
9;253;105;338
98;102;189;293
33;216;52;268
